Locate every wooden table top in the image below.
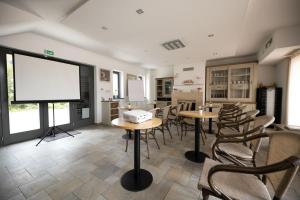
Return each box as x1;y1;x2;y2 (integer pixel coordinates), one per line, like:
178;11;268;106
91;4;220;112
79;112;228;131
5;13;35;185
111;118;162;130
179;111;218;119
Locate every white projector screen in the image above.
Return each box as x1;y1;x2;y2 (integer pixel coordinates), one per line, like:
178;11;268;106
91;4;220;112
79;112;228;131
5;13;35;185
14;54;81;102
128;80;144;101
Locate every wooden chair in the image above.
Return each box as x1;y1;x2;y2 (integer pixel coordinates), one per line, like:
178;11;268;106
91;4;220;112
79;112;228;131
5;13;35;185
180;117;207;144
216;110;260;137
154;105;173;144
125;108;160;159
213;115;275;167
199;131;300;200
168;104;183;136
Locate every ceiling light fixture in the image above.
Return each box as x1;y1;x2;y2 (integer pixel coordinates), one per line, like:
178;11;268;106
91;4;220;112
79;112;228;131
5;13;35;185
162;39;185;50
208;34;214;37
136;9;144;14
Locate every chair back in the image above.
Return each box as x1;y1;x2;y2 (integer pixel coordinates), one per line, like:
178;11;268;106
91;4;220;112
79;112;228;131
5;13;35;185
162;105;171;123
249;115;275;153
182;102;188;111
176;104;183;116
242;110;260;132
148;108;159;118
187;102;192;110
266;131;300;198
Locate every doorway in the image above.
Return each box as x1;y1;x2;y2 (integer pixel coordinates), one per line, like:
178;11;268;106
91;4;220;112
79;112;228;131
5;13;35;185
0;46;94;145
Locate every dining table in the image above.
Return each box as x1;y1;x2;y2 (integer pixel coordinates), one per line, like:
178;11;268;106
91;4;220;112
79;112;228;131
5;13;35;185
179;110;218;163
111;117;162;191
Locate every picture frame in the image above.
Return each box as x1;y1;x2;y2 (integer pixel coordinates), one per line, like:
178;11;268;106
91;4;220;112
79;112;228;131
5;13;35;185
100;69;110;81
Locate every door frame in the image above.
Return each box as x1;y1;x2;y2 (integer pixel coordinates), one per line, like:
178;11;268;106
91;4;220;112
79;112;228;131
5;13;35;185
0;45;95;145
0;49;45;145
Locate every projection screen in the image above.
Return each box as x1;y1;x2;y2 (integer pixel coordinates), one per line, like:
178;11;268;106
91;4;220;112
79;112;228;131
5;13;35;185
14;54;81;102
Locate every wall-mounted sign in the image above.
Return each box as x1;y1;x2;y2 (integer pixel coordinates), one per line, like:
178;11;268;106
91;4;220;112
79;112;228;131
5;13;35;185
44;49;54;57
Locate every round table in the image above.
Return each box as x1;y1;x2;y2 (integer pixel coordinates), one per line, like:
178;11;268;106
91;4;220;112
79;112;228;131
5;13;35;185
111;118;162;191
179;111;218;163
203;105;220;134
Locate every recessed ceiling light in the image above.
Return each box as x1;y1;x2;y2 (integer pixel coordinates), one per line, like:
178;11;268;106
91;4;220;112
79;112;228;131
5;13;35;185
101;26;108;30
136;9;144;14
208;34;214;37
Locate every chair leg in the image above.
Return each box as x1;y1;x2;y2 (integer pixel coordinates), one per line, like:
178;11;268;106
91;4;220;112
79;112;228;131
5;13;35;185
166;124;172;139
201;131;206;145
202;188;210;200
201;125;207;139
162;126;166;145
176;122;180;136
125;131;129;152
153;133;160;150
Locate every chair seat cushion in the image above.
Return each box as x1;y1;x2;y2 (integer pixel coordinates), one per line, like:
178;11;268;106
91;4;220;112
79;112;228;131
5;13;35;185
218;143;253;159
183;118;194;125
220;127;240;136
198;158;271;200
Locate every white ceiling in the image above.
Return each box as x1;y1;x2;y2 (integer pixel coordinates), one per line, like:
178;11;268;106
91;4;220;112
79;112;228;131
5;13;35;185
0;0;300;68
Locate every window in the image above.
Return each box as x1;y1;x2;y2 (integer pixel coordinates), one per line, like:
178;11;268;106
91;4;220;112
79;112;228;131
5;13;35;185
113;71;121;99
48;103;70;126
287;54;300;127
6;54;40;134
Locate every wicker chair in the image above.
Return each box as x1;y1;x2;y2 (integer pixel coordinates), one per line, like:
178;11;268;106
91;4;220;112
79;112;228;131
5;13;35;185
216;110;260;137
213;115;275;167
199;131;300;200
154;105;173;144
168;104;183;136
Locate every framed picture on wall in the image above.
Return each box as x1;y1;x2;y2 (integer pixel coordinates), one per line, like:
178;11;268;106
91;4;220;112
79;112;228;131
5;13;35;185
100;69;110;81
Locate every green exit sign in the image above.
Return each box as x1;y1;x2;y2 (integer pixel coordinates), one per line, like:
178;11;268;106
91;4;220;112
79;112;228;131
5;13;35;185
44;49;54;57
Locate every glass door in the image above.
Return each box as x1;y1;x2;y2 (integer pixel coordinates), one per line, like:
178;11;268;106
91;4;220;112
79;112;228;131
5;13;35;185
208;66;228;101
1;53;43;144
163;78;173;98
229;64;253;101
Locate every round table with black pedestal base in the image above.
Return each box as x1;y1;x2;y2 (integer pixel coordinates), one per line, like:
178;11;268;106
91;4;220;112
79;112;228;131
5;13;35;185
111;118;162;191
179;111;218;163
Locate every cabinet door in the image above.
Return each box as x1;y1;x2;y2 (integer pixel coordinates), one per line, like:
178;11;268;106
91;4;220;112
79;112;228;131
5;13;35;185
163;79;173;97
228;64;254;101
206;66;229;101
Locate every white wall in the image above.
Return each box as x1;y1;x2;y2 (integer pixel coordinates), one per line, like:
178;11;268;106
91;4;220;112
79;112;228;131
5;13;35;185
256;65;276;86
173;62;206;92
0;32;148;123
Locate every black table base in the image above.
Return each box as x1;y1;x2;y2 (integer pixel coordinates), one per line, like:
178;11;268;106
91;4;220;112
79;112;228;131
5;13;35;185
206;107;215;134
185;118;209;163
185;151;209;163
121;169;153;191
121;129;153;191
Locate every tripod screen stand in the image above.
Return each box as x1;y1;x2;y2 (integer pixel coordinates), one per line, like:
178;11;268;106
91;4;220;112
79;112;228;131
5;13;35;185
36;103;74;146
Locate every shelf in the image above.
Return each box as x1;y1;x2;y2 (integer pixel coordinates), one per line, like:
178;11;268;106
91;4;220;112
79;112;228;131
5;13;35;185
231;74;250;77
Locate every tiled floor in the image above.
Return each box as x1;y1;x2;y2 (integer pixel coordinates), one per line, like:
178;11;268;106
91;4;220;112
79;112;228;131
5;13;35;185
0;124;299;200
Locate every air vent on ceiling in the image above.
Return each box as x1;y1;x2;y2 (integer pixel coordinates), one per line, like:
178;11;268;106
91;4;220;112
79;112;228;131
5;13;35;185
183;67;194;71
162;39;185;50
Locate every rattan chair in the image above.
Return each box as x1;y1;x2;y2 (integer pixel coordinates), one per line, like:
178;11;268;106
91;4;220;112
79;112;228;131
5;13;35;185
154;105;173;144
213;115;275;167
199;131;300;200
168;104;183;136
